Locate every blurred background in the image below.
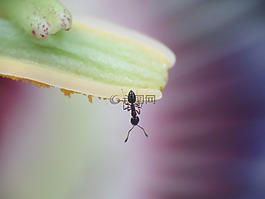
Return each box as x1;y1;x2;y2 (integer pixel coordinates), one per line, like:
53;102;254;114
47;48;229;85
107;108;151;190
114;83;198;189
1;0;265;199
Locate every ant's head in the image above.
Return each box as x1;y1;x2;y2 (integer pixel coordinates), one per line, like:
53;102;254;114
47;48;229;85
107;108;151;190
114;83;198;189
128;90;136;103
131;116;139;125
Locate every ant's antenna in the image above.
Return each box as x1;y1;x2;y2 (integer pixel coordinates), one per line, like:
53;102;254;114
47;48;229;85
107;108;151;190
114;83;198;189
124;125;148;142
137;125;148;137
124;125;135;142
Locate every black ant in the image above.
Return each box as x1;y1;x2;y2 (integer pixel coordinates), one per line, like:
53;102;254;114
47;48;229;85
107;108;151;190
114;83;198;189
123;90;148;142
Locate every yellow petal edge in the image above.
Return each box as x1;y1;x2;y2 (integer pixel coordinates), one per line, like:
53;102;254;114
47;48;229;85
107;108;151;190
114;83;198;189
0;18;176;101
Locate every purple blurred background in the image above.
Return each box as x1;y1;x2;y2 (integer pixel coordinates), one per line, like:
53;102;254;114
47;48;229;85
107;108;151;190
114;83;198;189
1;0;265;199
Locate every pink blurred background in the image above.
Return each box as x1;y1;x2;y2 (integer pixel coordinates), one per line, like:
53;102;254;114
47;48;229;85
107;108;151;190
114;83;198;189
1;0;265;199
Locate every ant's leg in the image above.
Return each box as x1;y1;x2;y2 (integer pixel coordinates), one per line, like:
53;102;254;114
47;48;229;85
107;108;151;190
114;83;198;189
123;106;131;111
136;107;140;115
123;103;131;111
124;125;135;142
135;103;142;114
135;102;143;109
137;125;148;137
